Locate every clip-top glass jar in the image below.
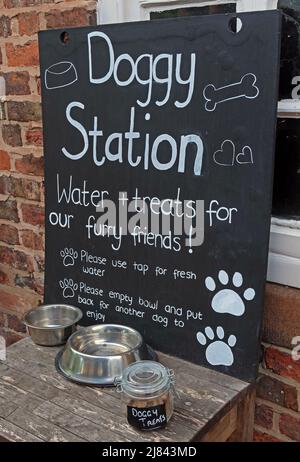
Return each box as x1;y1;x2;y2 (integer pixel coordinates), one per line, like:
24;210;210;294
116;360;175;431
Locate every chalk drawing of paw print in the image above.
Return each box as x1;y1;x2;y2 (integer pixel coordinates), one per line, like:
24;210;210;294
59;278;78;299
205;270;255;317
197;326;236;366
60;248;78;267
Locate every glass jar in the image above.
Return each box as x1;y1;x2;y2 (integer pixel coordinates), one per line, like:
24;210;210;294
116;360;175;431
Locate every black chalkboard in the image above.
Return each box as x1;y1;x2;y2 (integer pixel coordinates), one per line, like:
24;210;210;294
127;405;167;431
39;11;281;382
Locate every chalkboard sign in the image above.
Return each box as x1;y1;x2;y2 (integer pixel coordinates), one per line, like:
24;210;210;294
39;11;281;382
127;405;167;431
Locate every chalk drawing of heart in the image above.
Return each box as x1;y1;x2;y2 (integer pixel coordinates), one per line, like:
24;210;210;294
213;140;235;167
236;146;253;165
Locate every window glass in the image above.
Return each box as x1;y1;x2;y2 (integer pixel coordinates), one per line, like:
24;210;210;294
150;4;236;20
278;1;300;99
150;2;300;221
273;118;300;219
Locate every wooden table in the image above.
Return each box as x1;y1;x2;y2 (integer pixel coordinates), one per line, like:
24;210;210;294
0;338;255;442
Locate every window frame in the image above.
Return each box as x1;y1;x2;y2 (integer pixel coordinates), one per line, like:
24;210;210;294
98;0;300;288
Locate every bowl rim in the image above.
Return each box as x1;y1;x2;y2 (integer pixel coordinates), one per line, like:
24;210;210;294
23;304;83;330
65;323;144;358
56;343;158;386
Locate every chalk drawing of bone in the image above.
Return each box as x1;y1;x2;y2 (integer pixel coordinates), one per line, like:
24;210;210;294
203;73;259;112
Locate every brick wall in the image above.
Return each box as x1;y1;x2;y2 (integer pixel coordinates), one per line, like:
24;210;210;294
254;283;300;442
1;1;300;444
0;0;97;345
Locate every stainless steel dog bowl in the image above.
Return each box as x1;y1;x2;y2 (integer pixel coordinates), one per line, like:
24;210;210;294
24;304;83;346
56;324;157;386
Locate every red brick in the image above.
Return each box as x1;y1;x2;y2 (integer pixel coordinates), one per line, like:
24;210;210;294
0;288;40;319
20;229;43;250
279;413;300;441
7;332;23;346
253;430;282;442
0;223;19;245
1;71;30;95
264;346;300;383
0;329;23;346
256;374;298;412
0;200;19;223
4;0;53;7
36;76;41;95
0;286;33;315
6;41;39;67
15;274;43;296
0;176;8;194
0;16;11;38
0;176;41;201
45;8;89;29
18;12;39;36
255;403;273;430
25;127;43;146
0;150;10;170
0;269;9;284
34;254;44;272
0;246;33;272
7;101;41;122
2;124;22;147
21;203;44;226
15;154;44;176
0;311;5;327
6;313;26;333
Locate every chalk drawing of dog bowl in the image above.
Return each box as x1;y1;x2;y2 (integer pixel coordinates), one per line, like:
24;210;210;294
45;61;78;90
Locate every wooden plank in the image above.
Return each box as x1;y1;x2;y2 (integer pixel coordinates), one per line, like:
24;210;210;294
4;362;213;441
0;366;150;442
7;339;248;392
4;354;130;413
7;339;59;361
2;358;204;441
50;392;206;442
48;395;154;443
228;387;256;442
160;352;249;393
0;396;18;419
37;398;201;443
0;365;24;386
5;352;234;438
6;409;86;442
0;338;251;442
0;367;59;401
33;401;133;443
199;406;238;442
0;381;43;412
0;416;43;442
6;339;243;408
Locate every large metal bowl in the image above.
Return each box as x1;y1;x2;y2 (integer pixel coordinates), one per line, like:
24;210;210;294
24;304;83;346
56;324;157;386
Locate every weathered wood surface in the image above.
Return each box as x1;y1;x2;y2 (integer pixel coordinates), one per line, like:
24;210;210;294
199;406;238;443
227;387;256;442
0;338;251;442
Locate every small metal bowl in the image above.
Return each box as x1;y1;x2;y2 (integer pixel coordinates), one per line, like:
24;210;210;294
24;304;83;346
56;324;157;386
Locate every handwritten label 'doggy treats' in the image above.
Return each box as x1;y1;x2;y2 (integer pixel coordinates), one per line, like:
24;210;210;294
39;12;281;382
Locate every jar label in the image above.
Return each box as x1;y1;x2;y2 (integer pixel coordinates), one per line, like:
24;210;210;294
127;404;167;430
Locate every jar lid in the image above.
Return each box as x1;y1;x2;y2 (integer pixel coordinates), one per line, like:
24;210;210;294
118;361;174;399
